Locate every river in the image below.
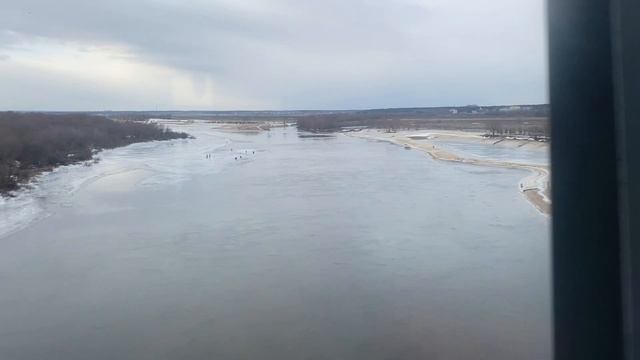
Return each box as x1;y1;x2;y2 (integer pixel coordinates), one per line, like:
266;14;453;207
0;122;550;359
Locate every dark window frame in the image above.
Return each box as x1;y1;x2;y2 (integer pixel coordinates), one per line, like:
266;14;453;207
548;0;639;358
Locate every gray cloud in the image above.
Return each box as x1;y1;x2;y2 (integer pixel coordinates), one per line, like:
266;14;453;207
0;0;548;110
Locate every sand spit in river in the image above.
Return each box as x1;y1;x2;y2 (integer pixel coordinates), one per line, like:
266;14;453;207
348;129;551;215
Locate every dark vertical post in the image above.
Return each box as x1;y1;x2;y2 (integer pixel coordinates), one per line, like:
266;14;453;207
612;0;640;358
548;0;623;359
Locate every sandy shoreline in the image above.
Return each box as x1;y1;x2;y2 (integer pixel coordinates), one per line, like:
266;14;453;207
208;121;290;133
347;129;551;215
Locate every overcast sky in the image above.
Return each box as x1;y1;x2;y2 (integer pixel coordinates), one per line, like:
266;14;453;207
0;0;547;111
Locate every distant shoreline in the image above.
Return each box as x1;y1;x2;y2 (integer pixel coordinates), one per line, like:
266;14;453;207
347;129;551;215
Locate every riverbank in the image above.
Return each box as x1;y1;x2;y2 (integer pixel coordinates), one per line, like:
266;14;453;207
206;120;290;133
0;113;190;195
347;129;551;215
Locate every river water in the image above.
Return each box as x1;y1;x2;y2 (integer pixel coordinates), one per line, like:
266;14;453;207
0;123;550;359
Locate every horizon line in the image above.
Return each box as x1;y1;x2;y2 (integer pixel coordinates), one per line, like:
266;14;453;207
0;103;550;113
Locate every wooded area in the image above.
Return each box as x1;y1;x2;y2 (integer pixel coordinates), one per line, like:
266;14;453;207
0;112;189;192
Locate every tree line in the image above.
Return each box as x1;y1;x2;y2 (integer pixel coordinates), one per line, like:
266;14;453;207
0;112;189;193
296;116;339;131
484;120;550;139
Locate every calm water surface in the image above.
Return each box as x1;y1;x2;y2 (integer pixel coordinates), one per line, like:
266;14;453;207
0;123;550;359
430;139;549;165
